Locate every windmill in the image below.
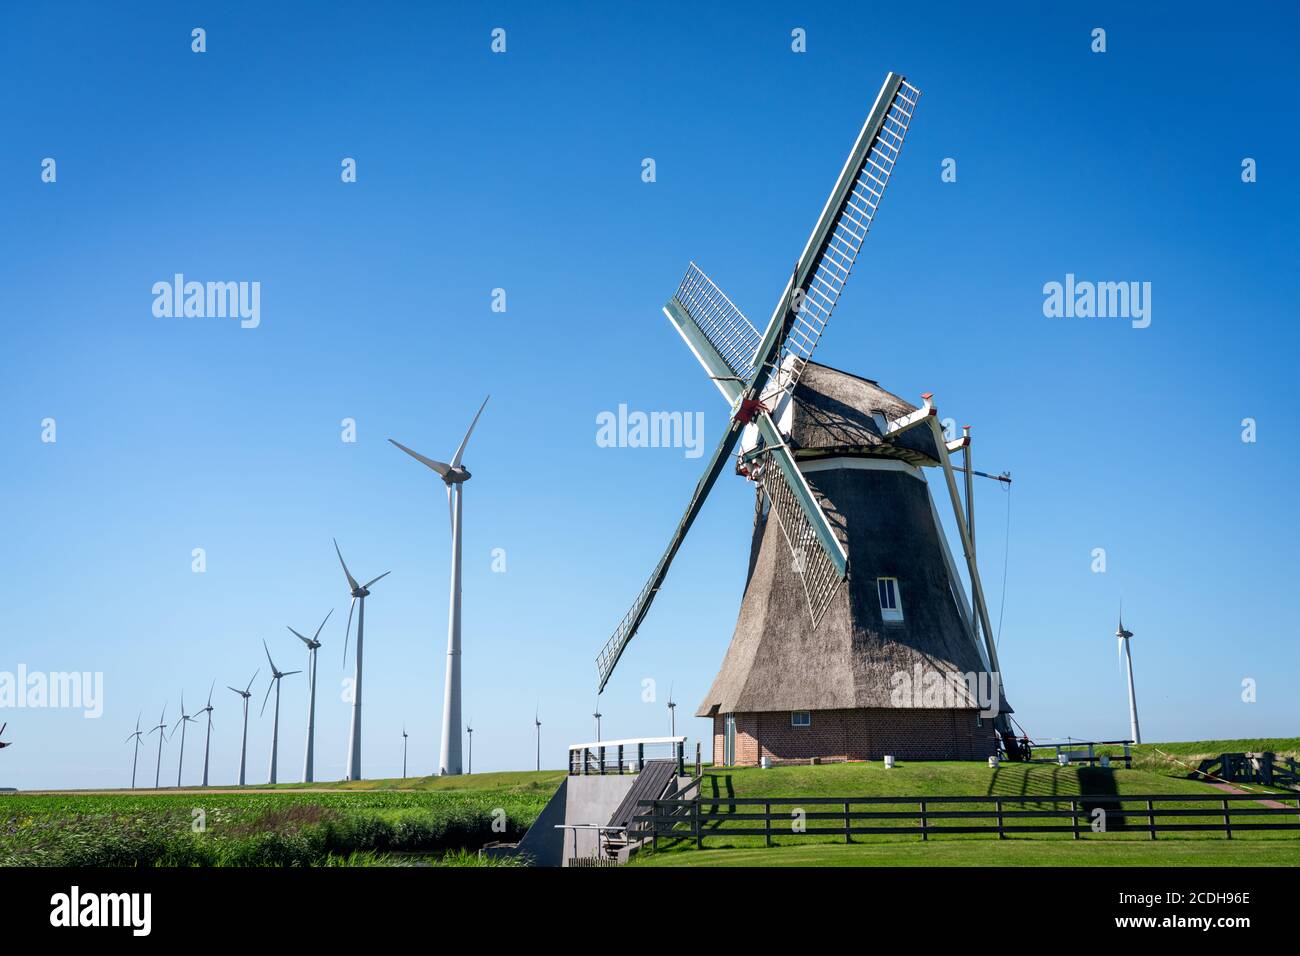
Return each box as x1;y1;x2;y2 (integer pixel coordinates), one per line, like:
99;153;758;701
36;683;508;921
147;704;168;788
592;73;1014;765
401;725;409;779
228;670;258;786
388;394;490;778
533;707;541;772
466;719;473;774
288;609;332;783
197;682;215;787
1116;611;1141;744
334;539;390;782
172;693;198;788
261;639;301;785
124;715;143;788
593;698;602;742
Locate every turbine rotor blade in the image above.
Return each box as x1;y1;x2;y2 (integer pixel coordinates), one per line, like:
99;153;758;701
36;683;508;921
311;607;334;642
245;669;259;694
263;638;279;675
342;597;356;667
451;395;490;468
260;679;274;717
282;670;302;677
387;439;452;478
288;626;312;646
362;570;390;589
333;538;360;591
207;679;215;707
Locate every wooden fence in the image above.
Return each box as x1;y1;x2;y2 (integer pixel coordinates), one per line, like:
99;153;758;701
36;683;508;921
634;792;1300;849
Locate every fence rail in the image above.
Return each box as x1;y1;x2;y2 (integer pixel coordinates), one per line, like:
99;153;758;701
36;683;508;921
633;792;1300;849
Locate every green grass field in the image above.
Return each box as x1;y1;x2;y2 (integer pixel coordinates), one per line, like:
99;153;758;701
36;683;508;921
632;752;1300;867
4;739;1295;867
0;772;563;866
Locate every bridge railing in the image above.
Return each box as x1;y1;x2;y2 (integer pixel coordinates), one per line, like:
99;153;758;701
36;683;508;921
567;736;689;776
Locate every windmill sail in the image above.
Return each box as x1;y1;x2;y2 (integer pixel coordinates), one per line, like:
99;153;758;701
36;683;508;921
758;74;920;403
595;72;920;693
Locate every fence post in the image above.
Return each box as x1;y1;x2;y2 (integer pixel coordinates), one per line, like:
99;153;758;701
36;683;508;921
637;742;644;772
599;745;606;775
765;802;772;847
1222;798;1232;839
694;796;702;850
652;800;659;852
677;741;685;777
1124;741;1132;769
696;742;702;777
844;801;852;844
617;745;624;774
1146;799;1157;840
996;799;1005;840
1071;799;1080;840
920;801;928;842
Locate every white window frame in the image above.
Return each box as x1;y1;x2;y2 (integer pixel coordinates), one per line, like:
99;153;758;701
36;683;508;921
877;576;904;622
791;710;811;727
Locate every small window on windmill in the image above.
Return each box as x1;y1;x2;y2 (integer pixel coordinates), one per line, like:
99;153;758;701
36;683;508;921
791;711;811;727
877;577;904;623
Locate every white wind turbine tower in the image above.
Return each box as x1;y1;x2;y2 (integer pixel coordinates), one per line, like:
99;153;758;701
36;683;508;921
288;609;332;783
125;713;144;788
388;394;489;777
1116;611;1141;745
197;682;215;787
593;698;602;742
466;720;473;774
262;640;301;784
667;683;677;739
172;694;198;788
401;725;409;779
228;670;258;786
534;707;542;772
147;704;167;788
335;539;390;781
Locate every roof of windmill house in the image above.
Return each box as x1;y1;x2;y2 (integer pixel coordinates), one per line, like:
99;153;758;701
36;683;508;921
784;362;941;465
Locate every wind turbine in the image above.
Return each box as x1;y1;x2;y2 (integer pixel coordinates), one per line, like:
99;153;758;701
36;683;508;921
388;394;489;777
667;683;677;739
288;609;332;783
593;698;602;742
534;707;542;772
147;704;168;788
1116;611;1142;744
124;715;144;787
334;539;389;781
228;670;258;786
466;720;473;774
262;639;301;785
197;682;215;787
401;725;409;779
172;693;198;788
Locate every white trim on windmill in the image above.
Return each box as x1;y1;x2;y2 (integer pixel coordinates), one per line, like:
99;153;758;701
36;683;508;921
228;670;258;786
334;539;390;782
388;395;489;778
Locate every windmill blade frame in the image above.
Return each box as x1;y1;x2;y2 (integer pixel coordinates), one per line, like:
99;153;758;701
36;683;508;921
594;416;750;691
754;74;920;404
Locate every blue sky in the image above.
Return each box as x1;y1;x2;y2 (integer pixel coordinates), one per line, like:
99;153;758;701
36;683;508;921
1;2;1296;788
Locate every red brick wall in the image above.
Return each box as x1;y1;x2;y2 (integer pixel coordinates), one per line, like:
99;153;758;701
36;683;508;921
713;708;996;765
